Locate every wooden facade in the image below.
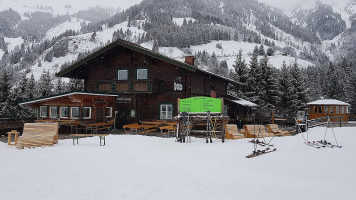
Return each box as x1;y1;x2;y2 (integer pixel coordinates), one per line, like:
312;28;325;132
21;39;256;128
307;99;350;122
20;92;118;123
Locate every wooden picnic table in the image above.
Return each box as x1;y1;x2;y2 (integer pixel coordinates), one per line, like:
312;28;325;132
83;122;113;133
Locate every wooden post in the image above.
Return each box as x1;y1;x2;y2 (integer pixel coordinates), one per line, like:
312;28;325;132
7;130;19;146
271;110;275;124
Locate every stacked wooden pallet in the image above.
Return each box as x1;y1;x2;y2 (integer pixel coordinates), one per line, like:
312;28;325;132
224;124;245;140
243;125;275;138
16;123;59;149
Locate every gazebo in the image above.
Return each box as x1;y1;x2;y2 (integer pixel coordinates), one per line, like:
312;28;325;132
307;99;350;122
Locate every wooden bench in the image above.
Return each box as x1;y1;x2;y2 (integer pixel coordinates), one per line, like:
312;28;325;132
266;124;291;136
225;124;245;140
243;125;275;138
123;123;144;134
16;123;59;149
69;134;109;146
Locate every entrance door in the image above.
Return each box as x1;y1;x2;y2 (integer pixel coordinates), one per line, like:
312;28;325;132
116;105;131;128
96;108;104;122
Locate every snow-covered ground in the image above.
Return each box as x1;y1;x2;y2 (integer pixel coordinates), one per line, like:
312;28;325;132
4;37;24;52
0;49;4;58
44;18;86;41
1;127;355;200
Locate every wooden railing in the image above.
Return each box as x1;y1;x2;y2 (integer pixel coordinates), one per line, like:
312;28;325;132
87;79;162;93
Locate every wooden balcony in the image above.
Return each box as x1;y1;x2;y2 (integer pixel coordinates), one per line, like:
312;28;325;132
87;80;162;93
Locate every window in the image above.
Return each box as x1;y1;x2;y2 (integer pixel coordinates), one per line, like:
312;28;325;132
330;106;334;114
118;70;128;80
82;107;92;119
346;106;349;114
105;107;113;118
60;107;69;118
137;68;148;80
50;106;58;119
341;106;345;114
324;106;328;114
313;106;317;114
71;107;80;119
160;104;173;120
336;106;340;114
318;106;322;114
40;106;48;118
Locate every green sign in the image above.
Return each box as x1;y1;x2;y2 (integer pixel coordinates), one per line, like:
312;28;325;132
179;97;222;113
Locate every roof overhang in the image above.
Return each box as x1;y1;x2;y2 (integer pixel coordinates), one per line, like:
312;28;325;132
19;92;118;106
307;99;350;106
226;98;258;107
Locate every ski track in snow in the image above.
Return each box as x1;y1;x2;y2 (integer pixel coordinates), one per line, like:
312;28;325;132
0;127;355;200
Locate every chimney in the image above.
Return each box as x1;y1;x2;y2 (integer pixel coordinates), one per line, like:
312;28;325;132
185;56;195;66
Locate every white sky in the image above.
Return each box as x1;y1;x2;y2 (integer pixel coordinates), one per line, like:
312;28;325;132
258;0;354;10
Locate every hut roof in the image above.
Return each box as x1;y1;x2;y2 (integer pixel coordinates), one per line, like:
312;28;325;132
307;99;350;106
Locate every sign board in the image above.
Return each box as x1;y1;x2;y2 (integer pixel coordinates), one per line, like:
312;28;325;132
179;97;222;113
174;77;185;92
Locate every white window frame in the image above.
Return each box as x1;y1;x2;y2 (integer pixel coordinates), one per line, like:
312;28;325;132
137;68;148;80
71;107;80;119
341;106;345;114
82;107;92;119
50;106;58;119
336;106;340;114
118;69;128;80
160;104;173;120
105;107;113;118
40;106;48;118
60;107;69;119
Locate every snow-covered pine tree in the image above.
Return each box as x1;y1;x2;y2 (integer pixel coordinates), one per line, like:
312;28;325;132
259;54;279;109
290;60;308;113
278;61;297;117
246;46;262;104
90;31;97;42
327;62;347;101
152;38;159;53
54;78;66;94
207;52;218;73
232;50;249;98
219;60;229;78
27;74;36;99
18;73;29;101
0;68;12;103
68;79;84;92
37;70;53;97
258;45;265;56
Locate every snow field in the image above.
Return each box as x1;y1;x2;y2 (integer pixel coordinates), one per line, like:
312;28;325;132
4;37;24;52
0;127;355;200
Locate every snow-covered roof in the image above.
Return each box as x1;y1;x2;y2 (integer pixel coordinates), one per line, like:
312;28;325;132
19;92;118;105
307;99;350;106
228;98;258;107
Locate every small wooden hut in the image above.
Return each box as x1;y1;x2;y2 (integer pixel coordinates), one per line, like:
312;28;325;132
307;99;350;122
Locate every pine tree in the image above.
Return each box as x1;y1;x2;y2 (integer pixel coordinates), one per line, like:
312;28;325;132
37;70;53;97
208;52;219;74
152;38;159;53
27;74;36;99
232;50;249;98
278;61;297;117
327;62;347;101
68;79;84;92
259;45;265;56
54;78;66;94
18;73;28;101
289;60;308;113
259;54;279;109
90;31;97;42
0;69;12;103
246;46;262;103
219;60;229;77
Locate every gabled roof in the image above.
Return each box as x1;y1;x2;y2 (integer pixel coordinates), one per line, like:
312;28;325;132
56;39;238;84
19;92;118;105
307;99;350;106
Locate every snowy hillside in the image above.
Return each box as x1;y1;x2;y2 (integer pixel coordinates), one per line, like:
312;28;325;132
28;20;146;80
44;18;87;41
0;127;355;200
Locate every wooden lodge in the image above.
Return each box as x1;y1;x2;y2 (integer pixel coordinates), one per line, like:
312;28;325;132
21;39;257;128
307;99;351;122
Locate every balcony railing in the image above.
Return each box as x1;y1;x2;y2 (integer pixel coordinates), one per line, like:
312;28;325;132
87;79;162;93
